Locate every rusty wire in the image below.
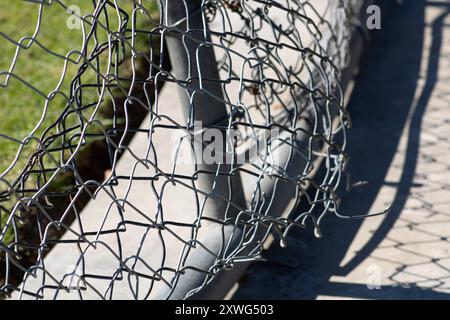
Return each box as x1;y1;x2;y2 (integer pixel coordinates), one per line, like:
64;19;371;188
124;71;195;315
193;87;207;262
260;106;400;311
1;0;367;299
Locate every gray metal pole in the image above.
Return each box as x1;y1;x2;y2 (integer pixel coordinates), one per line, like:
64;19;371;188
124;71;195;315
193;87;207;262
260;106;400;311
154;0;247;299
161;0;246;219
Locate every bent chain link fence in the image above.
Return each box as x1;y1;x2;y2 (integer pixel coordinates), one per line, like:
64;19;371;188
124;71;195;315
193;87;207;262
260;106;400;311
0;0;370;299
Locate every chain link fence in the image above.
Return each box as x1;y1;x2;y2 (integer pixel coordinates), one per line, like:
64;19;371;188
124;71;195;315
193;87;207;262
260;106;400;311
0;0;374;299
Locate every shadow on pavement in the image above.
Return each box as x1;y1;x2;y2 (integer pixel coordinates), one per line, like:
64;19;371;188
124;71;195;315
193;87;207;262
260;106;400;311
233;0;450;300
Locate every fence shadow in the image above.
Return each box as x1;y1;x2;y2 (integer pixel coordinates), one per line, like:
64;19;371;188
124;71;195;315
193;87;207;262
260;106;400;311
233;0;450;300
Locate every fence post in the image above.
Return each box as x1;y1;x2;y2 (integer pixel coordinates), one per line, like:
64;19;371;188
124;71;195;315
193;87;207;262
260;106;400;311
156;0;247;299
161;0;245;219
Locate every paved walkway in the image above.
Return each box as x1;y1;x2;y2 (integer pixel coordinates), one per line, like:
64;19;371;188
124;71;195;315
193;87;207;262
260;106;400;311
233;0;450;299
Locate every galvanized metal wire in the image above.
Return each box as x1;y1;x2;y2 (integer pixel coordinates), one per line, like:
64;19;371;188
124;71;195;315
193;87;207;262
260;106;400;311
1;0;366;299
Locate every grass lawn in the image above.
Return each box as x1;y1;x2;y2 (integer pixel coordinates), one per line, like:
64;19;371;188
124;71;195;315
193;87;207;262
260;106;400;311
0;1;157;243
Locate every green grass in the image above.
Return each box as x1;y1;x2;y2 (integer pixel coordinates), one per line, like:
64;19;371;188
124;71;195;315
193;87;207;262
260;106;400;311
0;1;157;243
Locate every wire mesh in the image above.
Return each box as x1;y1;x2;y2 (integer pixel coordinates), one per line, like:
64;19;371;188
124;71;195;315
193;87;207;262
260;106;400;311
1;0;364;299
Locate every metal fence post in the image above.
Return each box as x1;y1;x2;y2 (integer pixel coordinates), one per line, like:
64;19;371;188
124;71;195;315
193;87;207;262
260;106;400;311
161;0;246;219
156;0;247;299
